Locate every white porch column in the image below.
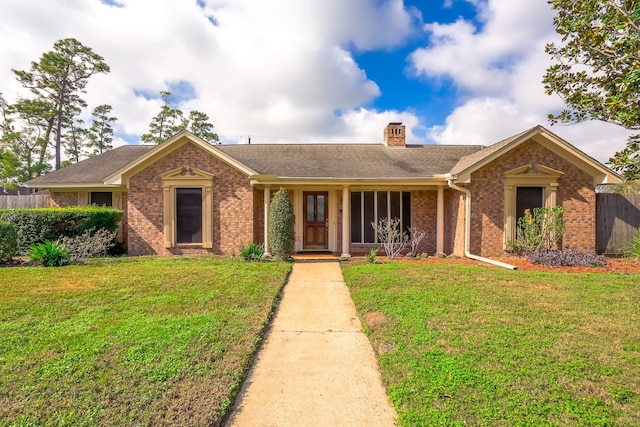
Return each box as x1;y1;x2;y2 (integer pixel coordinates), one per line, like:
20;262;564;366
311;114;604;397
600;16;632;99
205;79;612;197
436;186;444;255
263;186;271;256
341;185;351;258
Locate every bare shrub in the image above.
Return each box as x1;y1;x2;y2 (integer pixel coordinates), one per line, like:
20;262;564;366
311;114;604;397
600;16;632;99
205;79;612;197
371;217;409;260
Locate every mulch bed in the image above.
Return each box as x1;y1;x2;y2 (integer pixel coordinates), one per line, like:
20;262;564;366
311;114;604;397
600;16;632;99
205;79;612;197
389;255;640;274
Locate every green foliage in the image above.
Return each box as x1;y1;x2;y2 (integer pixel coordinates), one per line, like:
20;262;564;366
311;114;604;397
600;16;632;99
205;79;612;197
59;228;117;264
0;221;18;261
29;240;69;266
506;206;565;255
11;38;110;171
268;188;295;260
240;242;265;261
620;228;640;260
544;1;640;179
187;110;219;143
87;104;117;155
366;248;378;264
141;91;219;144
0;207;122;254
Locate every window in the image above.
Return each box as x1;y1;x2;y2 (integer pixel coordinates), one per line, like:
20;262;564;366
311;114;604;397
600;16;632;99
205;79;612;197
503;164;563;244
350;191;411;243
90;192;112;207
515;187;544;223
161;167;214;248
175;188;203;244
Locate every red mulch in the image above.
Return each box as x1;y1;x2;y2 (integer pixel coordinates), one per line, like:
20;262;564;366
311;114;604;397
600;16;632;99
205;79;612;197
394;255;640;274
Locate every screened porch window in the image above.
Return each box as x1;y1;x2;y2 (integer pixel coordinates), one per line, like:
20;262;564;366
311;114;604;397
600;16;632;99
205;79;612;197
350;191;411;243
175;188;203;244
90;192;112;207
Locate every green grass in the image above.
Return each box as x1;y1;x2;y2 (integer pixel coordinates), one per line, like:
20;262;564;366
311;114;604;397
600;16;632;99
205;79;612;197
342;260;640;427
0;256;291;426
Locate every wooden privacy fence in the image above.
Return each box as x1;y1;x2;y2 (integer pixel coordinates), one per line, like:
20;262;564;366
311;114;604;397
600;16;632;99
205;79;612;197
596;193;640;255
0;194;49;209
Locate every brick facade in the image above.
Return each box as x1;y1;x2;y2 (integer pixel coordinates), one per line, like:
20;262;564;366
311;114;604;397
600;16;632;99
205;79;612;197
468;139;596;257
41;136;602;260
411;190;437;254
444;189;466;257
127;143;255;256
49;192;77;207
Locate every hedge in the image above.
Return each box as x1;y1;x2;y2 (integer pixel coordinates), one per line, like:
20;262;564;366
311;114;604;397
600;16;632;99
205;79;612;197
0;207;122;254
0;221;19;261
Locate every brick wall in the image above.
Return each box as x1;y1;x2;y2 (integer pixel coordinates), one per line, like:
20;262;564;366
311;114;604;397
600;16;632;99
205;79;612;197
49;192;78;207
411;190;436;254
444;189;466;257
254;188;264;244
468;139;596;257
127;142;254;256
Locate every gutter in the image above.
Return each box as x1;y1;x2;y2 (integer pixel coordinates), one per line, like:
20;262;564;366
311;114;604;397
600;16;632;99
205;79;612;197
445;174;517;270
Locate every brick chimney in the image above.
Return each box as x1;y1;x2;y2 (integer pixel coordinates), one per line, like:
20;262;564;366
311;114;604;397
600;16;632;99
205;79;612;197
384;122;405;148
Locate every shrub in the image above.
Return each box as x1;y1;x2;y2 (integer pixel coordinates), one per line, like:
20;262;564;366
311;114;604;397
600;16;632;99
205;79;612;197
365;248;378;264
407;226;426;258
371;217;409;260
240;242;265;261
59;228;116;264
268;188;295;260
29;241;69;267
528;249;608;267
0;221;19;262
506;206;565;255
620;229;640;260
0;207;121;254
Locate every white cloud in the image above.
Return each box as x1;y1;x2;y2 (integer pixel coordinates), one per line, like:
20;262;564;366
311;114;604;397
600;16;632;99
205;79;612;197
0;0;420;146
407;0;630;163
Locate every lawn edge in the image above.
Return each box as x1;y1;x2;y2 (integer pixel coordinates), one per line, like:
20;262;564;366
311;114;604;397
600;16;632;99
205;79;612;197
220;262;294;424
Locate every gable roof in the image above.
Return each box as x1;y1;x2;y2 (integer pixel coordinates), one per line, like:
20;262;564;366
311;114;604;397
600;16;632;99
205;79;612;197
27;145;153;187
450;125;622;184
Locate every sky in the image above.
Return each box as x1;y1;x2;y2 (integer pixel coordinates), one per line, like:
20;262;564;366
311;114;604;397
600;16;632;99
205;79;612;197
0;0;634;164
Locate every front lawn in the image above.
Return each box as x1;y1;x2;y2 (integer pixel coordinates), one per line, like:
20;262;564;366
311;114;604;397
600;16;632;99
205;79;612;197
0;256;291;426
342;260;640;427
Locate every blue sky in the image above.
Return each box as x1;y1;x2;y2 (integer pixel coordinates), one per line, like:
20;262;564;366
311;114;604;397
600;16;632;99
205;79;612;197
0;0;633;163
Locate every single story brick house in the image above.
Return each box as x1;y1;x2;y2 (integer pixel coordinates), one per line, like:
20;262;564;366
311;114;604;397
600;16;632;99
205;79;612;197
26;123;621;261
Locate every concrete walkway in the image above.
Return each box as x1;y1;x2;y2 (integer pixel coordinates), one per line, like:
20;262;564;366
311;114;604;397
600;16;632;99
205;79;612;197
226;259;397;427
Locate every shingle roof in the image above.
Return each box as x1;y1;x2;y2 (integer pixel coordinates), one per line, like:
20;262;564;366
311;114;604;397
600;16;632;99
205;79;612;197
27;145;153;185
217;144;484;178
27;142;485;185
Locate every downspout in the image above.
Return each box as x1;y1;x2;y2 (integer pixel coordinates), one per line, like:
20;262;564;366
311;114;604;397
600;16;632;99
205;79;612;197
446;174;517;270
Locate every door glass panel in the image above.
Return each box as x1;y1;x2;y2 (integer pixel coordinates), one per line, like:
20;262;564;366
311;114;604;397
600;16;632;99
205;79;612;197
176;188;202;244
307;195;315;222
317;195;325;222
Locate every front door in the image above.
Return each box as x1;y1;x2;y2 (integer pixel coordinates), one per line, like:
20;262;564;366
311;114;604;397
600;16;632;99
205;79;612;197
303;192;328;250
